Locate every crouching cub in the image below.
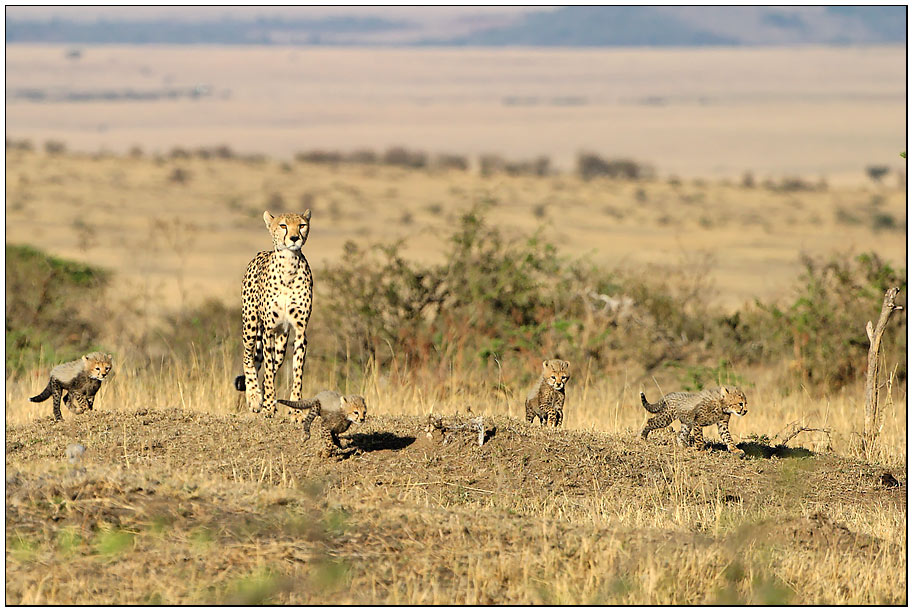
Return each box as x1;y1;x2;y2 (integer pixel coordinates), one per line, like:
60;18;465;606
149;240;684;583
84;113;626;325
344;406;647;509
30;352;113;421
278;391;367;457
526;359;571;427
640;386;748;455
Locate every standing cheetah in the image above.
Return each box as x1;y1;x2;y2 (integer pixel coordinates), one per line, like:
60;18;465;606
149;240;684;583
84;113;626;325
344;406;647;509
525;359;570;426
640;386;748;455
235;210;313;416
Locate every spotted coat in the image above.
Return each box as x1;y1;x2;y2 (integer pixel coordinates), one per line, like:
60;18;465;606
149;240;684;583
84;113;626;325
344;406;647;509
279;390;367;457
29;352;112;421
640;386;749;455
525;359;571;427
236;211;314;416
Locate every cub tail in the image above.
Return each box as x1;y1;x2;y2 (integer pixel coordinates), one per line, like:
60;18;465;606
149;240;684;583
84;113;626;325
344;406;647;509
234;375;246;392
640;391;664;414
278;398;319;411
30;382;53;403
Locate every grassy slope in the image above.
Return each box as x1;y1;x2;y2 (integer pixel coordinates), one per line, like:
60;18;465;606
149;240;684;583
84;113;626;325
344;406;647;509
5;149;906;312
5;409;906;604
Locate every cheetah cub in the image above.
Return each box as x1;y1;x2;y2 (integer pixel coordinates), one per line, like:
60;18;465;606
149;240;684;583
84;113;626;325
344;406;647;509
30;352;113;421
525;359;570;427
278;391;367;457
640;386;748;455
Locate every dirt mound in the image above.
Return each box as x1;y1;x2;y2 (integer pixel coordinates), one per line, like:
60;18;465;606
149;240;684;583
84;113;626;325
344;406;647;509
737;511;890;553
5;408;906;604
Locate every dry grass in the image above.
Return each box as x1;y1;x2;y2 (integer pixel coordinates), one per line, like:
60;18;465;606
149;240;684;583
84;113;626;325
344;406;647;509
6;397;906;604
4;110;907;602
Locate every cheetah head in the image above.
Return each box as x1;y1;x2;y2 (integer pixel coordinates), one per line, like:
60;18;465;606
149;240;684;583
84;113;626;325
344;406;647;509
340;395;368;424
720;386;748;416
264;210;311;252
83;352;113;381
542;359;570;392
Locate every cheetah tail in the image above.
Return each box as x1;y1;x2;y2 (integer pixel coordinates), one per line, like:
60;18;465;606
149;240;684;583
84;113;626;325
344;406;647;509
234;375;246;392
278;398;319;411
29;382;53;403
640;391;663;414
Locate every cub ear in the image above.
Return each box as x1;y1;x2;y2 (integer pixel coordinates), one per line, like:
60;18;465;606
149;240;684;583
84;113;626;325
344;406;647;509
562;360;570;370
721;386;730;396
263;211;275;227
106;353;113;361
82;355;90;364
542;360;549;369
302;209;312;221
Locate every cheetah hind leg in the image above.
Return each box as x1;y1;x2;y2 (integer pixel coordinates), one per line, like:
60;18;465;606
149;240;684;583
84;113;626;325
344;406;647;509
641;412;673;439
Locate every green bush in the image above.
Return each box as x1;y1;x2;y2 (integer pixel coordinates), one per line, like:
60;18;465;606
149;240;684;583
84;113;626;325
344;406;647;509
5;244;110;374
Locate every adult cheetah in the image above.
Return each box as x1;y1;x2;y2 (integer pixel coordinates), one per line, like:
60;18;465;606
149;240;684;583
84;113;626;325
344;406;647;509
235;210;313;416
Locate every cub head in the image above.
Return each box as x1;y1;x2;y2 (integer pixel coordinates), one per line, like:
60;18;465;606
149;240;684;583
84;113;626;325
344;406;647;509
264;210;311;251
720;386;748;416
542;359;570;392
340;395;368;424
83;352;113;381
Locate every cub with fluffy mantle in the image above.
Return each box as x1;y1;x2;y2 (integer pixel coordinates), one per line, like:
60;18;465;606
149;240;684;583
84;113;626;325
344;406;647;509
30;352;113;421
279;390;367;457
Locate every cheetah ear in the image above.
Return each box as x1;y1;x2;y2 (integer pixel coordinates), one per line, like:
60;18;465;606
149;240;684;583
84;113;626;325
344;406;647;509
721;386;730;396
263;211;275;227
106;354;113;361
82;355;90;365
542;360;549;369
303;209;311;221
562;360;570;370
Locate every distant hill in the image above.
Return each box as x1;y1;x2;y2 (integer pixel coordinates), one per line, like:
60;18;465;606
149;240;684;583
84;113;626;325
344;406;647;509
437;6;907;47
5;6;906;46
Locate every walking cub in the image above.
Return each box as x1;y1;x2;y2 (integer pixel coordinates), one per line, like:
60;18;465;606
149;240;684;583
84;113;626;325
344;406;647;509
30;352;113;421
640;386;748;455
525;359;570;427
278;390;367;457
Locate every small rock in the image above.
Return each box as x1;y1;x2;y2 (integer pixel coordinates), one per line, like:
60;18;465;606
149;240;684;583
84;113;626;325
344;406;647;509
66;443;86;464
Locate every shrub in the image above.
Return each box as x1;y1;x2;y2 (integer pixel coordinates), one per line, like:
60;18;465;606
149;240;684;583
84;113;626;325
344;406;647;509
382;146;427;169
295;150;343;165
433;153;470;172
346;149;378;164
5;245;110;374
44;140;67;155
733;252;906;390
577;152;652;180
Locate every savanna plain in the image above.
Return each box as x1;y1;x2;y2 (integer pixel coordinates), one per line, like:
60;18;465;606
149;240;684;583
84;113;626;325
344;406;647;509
5;45;908;605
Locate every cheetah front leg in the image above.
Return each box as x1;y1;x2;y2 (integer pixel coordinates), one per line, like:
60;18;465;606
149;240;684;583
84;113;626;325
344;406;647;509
717;418;745;456
272;327;291;414
242;318;264;413
677;423;692;447
691;426;706;450
289;324;309;404
66;391;90;415
317;422;343;459
260;332;279;417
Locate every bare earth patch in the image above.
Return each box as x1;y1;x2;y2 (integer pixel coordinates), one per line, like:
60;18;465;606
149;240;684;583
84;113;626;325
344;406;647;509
6;408;905;604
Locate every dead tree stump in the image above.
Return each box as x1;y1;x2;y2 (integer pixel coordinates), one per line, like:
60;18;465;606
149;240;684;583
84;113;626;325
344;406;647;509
863;286;903;452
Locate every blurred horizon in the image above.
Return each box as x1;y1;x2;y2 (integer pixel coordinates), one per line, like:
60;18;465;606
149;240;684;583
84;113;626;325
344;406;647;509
6;6;906;46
